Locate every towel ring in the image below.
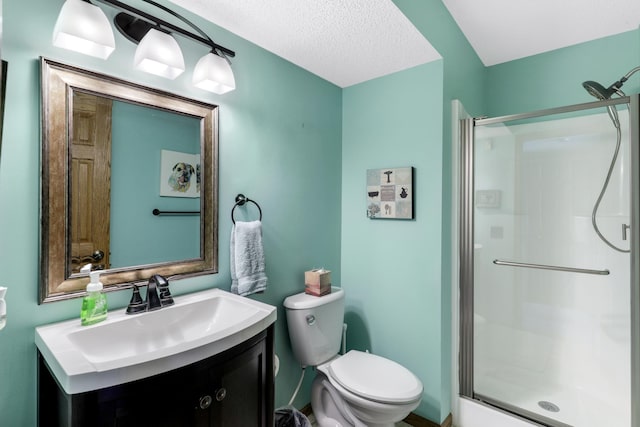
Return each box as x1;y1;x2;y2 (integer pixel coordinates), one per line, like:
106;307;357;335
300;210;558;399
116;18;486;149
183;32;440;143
231;194;263;224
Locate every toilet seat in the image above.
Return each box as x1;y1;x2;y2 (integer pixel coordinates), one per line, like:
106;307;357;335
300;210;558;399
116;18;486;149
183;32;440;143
324;350;423;404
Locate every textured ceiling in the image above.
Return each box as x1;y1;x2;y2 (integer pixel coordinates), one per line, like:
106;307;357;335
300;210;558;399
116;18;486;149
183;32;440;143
169;0;640;86
168;0;441;88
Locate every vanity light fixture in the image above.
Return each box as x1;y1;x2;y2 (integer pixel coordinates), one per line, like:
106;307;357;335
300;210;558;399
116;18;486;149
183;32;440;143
53;0;116;59
133;28;185;79
192;52;235;94
52;0;236;93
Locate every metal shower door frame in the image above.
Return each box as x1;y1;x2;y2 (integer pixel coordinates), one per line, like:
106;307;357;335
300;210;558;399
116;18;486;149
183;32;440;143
458;95;639;427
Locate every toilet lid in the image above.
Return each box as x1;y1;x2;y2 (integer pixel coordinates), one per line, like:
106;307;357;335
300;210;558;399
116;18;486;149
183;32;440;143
327;350;423;404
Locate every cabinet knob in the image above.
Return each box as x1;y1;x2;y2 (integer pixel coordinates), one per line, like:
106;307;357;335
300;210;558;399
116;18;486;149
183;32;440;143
215;387;227;402
199;395;213;409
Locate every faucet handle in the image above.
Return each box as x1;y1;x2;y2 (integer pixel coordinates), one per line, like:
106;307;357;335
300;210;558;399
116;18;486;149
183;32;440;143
155;275;174;306
126;285;147;314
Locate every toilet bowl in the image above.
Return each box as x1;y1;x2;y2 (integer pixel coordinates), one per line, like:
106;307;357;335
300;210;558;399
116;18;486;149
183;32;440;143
283;288;423;427
312;351;422;427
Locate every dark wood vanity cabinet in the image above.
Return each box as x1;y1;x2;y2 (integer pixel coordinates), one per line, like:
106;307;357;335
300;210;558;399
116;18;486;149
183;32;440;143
38;326;274;427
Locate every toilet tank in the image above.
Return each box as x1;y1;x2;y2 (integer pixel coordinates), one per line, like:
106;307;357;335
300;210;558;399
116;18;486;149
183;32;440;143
283;287;344;367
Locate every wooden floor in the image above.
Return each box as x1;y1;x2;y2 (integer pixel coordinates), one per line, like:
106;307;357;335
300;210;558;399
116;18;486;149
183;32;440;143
307;412;413;426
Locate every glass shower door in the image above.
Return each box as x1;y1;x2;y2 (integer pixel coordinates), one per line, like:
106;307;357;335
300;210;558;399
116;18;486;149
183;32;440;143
470;102;632;427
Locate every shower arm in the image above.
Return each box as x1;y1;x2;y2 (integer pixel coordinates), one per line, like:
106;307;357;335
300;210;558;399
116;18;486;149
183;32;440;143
609;65;640;95
622;66;640;81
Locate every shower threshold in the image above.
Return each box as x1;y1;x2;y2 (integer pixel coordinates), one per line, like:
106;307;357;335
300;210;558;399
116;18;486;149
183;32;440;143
473;373;628;427
475;393;572;427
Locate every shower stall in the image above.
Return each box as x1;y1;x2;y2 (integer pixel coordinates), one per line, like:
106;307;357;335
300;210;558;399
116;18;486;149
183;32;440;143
456;95;639;427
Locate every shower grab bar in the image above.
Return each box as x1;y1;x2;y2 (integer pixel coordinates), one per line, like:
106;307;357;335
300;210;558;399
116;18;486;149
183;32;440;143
493;259;610;275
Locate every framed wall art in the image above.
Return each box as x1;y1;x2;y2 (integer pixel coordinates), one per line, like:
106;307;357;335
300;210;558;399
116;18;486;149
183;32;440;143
160;149;201;198
366;166;414;219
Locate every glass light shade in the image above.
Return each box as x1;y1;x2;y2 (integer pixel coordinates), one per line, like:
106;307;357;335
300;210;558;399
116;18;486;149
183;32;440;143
192;53;236;94
53;0;115;59
134;29;185;80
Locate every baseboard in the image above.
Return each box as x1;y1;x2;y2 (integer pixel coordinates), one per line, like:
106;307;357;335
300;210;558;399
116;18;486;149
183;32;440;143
299;404;452;427
404;412;452;427
300;403;313;416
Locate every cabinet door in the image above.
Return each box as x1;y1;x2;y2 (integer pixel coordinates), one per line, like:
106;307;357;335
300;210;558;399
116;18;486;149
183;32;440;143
197;337;269;427
93;369;201;427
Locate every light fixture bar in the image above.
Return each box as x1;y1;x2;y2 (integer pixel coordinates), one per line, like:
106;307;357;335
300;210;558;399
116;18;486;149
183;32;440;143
91;0;235;58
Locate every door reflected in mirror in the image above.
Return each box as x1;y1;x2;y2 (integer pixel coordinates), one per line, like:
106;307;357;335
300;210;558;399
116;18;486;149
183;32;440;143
41;58;218;303
70;91;113;273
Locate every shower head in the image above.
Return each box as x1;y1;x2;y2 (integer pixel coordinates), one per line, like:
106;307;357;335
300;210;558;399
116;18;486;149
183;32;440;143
582;65;640;100
582;81;618;100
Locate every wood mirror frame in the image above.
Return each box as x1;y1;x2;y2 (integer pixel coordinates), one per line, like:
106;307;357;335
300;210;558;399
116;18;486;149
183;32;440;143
40;57;218;303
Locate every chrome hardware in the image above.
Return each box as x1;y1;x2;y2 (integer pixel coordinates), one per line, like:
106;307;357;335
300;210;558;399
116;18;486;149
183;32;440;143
199;395;212;409
493;259;609;276
306;315;316;325
623;223;631;241
215;388;227;402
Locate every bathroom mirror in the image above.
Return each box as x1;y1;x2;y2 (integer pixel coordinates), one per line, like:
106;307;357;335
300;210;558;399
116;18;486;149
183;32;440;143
40;58;218;303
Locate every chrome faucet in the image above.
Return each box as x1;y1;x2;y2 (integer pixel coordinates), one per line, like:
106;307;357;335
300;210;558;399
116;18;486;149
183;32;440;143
126;275;174;314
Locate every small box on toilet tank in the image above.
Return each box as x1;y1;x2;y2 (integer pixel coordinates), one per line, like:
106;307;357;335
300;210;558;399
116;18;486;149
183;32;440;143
304;269;331;296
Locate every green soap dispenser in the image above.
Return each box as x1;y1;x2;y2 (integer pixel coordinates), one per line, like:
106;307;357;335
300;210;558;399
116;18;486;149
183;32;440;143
81;271;108;326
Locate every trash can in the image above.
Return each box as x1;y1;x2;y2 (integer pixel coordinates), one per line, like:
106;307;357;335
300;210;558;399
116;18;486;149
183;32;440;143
274;406;312;427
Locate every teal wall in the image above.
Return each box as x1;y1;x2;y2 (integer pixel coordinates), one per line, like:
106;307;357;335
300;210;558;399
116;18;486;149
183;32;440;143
486;29;640;117
341;61;445;421
0;0;341;425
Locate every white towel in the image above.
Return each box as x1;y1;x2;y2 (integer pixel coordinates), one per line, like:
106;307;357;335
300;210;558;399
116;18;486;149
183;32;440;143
230;220;268;296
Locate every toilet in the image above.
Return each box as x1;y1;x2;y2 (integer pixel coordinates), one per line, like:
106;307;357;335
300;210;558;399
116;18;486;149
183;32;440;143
284;287;423;427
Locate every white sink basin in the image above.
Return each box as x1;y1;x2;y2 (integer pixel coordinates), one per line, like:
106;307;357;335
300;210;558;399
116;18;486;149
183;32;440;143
35;287;276;394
